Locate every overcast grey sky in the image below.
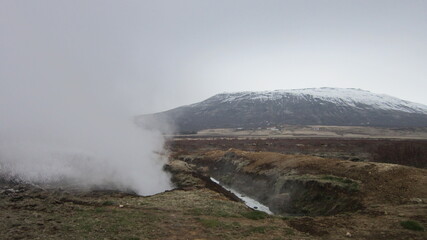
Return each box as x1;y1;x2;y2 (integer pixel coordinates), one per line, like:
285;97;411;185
1;0;426;114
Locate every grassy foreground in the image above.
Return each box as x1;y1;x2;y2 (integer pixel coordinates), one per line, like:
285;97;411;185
0;183;308;240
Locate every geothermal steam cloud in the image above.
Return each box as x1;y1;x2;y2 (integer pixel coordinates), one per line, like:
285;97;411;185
0;78;172;196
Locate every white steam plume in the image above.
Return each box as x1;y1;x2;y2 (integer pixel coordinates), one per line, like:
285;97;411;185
0;1;173;195
0;78;172;195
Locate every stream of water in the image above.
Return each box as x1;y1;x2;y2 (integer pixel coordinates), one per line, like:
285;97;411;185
210;177;273;214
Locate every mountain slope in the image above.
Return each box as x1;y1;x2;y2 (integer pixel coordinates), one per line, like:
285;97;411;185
138;88;427;132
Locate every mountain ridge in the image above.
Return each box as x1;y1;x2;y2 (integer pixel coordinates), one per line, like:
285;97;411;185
137;88;427;132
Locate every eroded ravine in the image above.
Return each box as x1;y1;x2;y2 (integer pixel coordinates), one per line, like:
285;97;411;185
169;149;364;216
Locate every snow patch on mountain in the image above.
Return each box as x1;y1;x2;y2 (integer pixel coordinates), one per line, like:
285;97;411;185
204;88;427;114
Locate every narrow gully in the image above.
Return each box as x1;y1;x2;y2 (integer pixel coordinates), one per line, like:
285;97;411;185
210;177;273;214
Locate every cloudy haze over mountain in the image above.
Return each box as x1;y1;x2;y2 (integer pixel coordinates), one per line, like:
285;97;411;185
1;0;427;114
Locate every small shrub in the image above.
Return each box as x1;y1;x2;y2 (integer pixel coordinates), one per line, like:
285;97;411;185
101;200;115;206
79;222;93;232
188;208;204;216
200;219;223;228
248;226;268;233
285;228;295;235
215;210;237;218
241;210;269;220
94;207;105;213
281;216;294;221
400;220;424;231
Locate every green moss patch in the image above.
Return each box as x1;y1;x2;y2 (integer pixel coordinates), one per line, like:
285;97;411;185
400;220;424;231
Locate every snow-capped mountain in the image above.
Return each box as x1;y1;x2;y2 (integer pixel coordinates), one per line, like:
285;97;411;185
138;88;427;132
